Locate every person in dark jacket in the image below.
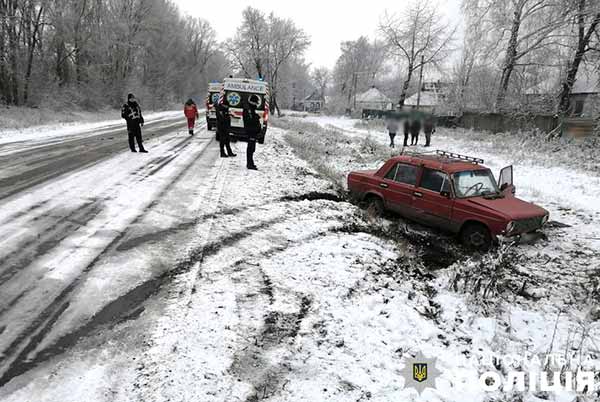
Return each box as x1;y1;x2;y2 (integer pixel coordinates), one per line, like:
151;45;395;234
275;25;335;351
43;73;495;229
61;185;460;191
215;103;236;157
423;115;436;147
403;119;410;147
121;93;147;153
242;95;262;170
410;117;421;146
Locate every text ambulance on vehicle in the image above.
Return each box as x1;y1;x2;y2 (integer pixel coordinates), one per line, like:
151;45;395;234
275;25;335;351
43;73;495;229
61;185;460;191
205;81;222;131
220;77;270;143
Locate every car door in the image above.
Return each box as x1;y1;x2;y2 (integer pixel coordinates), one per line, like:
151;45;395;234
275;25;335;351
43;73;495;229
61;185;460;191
412;167;454;230
498;165;516;196
379;162;418;218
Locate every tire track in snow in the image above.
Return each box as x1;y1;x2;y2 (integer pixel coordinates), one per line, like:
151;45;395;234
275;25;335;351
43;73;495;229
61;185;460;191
0;200;104;289
0;134;198;302
0;134;215;387
0;119;187;201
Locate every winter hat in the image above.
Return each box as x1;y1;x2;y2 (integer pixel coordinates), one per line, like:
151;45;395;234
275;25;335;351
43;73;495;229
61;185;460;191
127;93;135;100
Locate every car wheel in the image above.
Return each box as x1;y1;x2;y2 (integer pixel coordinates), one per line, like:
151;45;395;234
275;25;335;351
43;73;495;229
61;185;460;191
365;196;384;218
460;223;491;250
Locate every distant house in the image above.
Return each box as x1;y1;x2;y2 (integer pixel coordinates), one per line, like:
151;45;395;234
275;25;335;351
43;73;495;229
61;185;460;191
356;86;393;113
569;73;599;117
299;90;324;112
524;71;599;116
404;82;450;114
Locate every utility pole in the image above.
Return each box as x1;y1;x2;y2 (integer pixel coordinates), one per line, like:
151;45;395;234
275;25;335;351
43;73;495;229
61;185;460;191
352;72;358;110
416;55;424;110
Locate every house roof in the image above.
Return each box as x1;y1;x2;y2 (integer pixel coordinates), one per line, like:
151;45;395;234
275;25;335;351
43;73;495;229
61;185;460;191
572;72;600;94
525;71;599;95
303;90;324;102
356;87;391;103
404;91;440;107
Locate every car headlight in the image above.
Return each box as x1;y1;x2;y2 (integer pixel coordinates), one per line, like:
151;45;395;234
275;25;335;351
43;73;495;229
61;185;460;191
506;221;515;233
541;214;549;225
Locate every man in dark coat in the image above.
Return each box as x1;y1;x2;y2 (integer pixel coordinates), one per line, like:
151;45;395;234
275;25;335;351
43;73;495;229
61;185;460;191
423;115;436;147
215;103;236;158
403;119;410;147
410;117;421;146
121;93;147;153
242;95;262;170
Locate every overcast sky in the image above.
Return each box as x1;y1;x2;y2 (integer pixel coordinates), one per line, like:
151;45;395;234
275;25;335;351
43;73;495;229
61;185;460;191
173;0;464;69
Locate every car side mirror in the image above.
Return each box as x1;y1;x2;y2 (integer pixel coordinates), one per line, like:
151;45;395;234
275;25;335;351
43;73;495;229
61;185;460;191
440;190;451;198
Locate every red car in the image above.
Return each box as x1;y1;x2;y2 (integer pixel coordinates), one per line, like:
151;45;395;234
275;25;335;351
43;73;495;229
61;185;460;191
347;150;549;249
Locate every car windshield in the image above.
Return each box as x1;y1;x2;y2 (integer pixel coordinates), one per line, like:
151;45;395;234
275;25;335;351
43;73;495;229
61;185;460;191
453;169;499;198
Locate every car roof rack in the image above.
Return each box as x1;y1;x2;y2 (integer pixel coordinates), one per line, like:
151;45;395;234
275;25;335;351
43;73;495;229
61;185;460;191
435;150;484;164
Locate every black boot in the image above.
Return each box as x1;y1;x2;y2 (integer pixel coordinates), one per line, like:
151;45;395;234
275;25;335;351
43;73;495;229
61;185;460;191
220;152;229;158
189;129;193;135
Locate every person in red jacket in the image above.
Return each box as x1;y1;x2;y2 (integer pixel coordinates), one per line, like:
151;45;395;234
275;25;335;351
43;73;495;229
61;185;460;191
184;99;199;135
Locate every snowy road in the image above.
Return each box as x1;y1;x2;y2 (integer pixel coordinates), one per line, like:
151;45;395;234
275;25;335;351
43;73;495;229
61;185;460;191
0;114;225;391
1;114;599;402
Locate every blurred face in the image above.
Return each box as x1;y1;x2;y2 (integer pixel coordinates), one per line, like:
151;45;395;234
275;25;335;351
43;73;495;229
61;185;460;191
129;97;136;103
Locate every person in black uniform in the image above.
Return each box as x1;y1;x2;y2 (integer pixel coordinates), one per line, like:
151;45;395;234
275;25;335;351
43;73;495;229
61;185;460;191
242;95;261;170
215;103;236;158
410;117;422;146
121;93;147;153
403;118;410;147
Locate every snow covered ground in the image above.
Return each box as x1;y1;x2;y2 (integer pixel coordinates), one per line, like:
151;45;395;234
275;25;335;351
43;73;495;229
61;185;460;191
0;114;599;402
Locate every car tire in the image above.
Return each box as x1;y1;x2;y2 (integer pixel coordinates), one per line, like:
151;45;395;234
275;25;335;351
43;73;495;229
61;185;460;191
365;196;384;218
460;223;492;250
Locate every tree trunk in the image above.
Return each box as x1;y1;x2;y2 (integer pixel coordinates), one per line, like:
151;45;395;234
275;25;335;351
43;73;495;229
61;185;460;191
24;3;43;105
496;3;522;110
398;65;414;108
0;0;8;104
557;2;600;115
8;0;20;105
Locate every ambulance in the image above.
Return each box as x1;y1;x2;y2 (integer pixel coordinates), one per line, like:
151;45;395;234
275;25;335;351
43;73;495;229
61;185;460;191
205;81;223;131
220;77;270;143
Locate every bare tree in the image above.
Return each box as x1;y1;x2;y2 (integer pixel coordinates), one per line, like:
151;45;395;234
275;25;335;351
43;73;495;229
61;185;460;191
265;13;310;115
0;0;221;108
225;7;310;116
311;66;330;99
332;37;388;109
476;0;572;108
557;0;600;115
379;0;456;107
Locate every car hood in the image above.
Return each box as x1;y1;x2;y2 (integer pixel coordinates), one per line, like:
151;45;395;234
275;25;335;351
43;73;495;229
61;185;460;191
466;196;547;220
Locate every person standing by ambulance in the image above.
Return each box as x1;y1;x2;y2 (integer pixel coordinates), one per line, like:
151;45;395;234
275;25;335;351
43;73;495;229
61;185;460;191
215;102;236;158
184;99;199;135
243;95;261;170
121;93;147;153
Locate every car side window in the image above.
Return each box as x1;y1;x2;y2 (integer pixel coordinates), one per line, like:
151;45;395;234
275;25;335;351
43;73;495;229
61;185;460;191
394;163;417;185
421;168;450;193
384;164;398;180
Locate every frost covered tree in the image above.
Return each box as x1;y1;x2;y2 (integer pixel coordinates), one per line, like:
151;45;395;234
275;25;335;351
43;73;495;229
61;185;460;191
332;37;388;110
311;66;330;99
557;0;600;115
379;0;455;108
225;6;310;116
0;0;221;108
